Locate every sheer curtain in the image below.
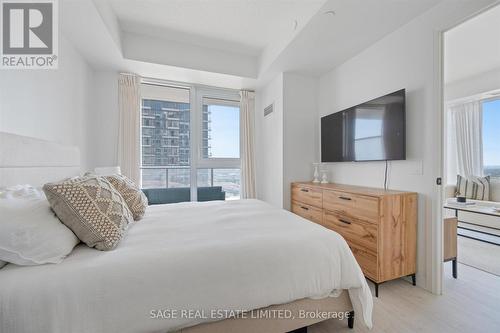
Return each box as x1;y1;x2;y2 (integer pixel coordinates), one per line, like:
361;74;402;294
448;100;483;178
118;73;141;186
240;90;256;199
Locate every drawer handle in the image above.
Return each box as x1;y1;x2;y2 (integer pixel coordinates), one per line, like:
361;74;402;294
338;196;352;201
300;188;309;193
339;219;352;225
301;206;309;211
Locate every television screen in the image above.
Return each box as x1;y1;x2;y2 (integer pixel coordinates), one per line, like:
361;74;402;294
321;89;406;162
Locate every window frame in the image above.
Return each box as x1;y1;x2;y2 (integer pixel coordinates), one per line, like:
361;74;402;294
140;79;241;201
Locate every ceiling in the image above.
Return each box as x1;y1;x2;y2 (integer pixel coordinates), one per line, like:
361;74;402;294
109;0;325;56
62;0;446;89
445;4;500;84
266;0;441;76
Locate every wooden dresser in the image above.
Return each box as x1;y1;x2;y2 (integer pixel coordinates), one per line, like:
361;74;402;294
291;182;417;296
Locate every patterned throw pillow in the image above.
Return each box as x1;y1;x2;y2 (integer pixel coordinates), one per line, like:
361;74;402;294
105;174;148;221
43;176;133;251
456;175;490;201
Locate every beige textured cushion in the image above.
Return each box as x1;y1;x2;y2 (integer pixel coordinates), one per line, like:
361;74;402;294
43;176;133;251
105;174;148;220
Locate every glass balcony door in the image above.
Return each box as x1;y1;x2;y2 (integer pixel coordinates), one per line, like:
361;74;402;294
196;93;241;200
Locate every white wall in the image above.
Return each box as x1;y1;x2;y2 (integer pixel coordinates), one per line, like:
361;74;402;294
282;73;318;209
255;72;318;209
445;67;500;102
123;31;257;79
87;71;119;169
318;25;433;290
0;36;94;170
255;73;284;207
0;37;120;172
317;0;497;292
444;3;500;85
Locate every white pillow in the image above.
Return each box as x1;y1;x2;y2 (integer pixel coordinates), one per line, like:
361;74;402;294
0;260;6;269
0;185;79;265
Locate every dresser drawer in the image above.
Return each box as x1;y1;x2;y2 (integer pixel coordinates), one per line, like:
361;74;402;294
322;211;378;252
349;242;378;280
292;201;322;224
291;184;323;208
323;190;379;223
323;190;355;209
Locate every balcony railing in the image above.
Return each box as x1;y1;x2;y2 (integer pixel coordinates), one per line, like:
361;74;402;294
140;166;241;200
141;166;190;189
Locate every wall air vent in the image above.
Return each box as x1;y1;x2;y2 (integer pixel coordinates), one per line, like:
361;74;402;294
264;103;274;117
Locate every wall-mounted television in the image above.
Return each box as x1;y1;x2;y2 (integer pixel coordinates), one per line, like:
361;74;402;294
321;89;406;162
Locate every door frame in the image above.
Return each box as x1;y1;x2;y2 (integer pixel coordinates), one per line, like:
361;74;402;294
434;2;500;295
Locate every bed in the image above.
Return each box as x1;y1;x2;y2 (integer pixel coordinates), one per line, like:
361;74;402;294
0;132;373;333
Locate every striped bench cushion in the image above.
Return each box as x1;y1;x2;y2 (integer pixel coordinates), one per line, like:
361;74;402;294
456;175;490;201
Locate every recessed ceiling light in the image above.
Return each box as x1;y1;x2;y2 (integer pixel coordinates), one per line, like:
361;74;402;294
324;10;336;16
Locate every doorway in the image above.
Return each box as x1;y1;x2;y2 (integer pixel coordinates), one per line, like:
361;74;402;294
442;4;500;285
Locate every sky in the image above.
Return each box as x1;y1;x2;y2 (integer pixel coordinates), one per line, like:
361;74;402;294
483;99;500;166
208;104;239;158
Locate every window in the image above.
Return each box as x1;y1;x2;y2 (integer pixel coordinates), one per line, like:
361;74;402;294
482;99;500;178
140;82;241;200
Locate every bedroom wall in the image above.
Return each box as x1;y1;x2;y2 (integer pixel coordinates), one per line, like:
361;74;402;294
282;73;318;210
317;0;497;292
0;36;94;170
255;73;284;208
255;72;318;209
87;71;120;170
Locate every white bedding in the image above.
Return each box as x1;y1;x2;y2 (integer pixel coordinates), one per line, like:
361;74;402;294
0;199;373;332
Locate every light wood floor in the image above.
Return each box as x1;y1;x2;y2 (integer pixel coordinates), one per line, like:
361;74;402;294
459;237;500;276
310;263;500;333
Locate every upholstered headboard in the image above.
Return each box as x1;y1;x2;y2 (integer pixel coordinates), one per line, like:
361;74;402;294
0;132;81;187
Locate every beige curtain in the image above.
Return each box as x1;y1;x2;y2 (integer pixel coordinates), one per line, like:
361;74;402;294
240;90;256;198
118;74;141;186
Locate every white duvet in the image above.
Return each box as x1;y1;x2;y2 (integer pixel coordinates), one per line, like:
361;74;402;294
0;199;373;332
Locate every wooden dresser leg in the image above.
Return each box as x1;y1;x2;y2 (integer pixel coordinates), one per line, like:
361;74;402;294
348;311;355;329
411;274;416;286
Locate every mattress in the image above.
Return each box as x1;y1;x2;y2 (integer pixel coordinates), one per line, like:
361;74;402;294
0;199;373;332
